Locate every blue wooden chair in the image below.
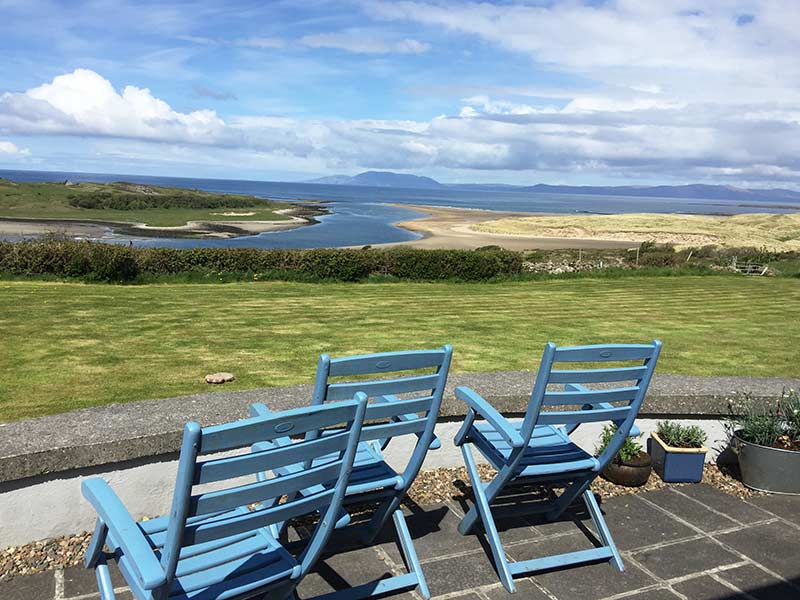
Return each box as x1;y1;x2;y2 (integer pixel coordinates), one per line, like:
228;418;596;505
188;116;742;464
454;341;662;592
81;396;368;600
252;345;452;600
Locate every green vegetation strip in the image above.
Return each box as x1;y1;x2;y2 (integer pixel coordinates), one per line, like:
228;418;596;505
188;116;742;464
1;277;798;422
0;179;290;226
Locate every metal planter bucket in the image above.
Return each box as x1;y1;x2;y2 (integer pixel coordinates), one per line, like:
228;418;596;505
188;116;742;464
733;432;800;495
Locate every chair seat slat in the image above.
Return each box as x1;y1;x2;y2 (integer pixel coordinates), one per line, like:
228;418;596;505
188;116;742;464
329;349;446;376
326;374;440;401
201;403;358;453
194;431;350;484
553;344;657;362
191;461;343;516
547;366;648;384
543;386;639;405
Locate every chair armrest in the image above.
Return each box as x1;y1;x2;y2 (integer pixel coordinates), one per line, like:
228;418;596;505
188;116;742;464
375;395;441;450
81;478;166;591
454;386;524;448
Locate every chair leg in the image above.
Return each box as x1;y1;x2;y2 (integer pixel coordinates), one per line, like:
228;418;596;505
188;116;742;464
392;509;430;599
94;554;116;600
544;475;592;522
84;518;108;568
459;444;515;593
582;489;624;572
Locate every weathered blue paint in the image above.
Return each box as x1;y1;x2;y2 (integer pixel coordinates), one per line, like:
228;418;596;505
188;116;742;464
82;396;368;600
454;341;662;592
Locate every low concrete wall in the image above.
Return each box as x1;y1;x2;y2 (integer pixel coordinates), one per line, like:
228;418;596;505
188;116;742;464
2;371;794;546
0;418;729;546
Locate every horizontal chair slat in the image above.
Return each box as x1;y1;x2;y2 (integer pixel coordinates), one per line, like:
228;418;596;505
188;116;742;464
326;374;440;401
547;366;649;384
200;403;357;453
191;461;343;516
366;396;434;420
553;344;656;363
184;491;333;546
361;417;428;442
537;406;631;425
543;386;639;406
329;350;445;377
194;431;351;484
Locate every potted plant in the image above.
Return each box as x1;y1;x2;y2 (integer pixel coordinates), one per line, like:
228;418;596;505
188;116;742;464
597;424;651;487
727;389;800;495
649;421;708;483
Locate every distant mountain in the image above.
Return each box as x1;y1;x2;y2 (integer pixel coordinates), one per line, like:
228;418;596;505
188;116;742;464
307;171;443;189
522;183;800;203
306;171;800;203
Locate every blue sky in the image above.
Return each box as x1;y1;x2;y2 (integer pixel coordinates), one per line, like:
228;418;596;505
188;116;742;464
1;1;800;187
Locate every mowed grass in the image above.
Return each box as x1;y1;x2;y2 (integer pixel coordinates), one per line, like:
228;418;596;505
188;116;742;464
1;276;798;422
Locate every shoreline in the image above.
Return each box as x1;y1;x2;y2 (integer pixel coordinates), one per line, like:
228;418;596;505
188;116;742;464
0;203;328;240
373;204;638;250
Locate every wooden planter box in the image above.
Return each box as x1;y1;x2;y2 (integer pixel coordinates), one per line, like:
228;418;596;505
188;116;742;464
649;432;707;483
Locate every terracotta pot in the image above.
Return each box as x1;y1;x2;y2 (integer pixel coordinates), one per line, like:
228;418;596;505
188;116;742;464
601;451;652;487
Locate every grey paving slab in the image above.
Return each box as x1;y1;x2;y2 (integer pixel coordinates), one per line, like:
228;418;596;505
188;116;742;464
749;493;800;527
716;564;800;600
295;544;397;598
0;571;54;600
482;579;550;599
589;494;696;551
632;537;741;580
641;488;740;533
63;563;126;597
420;550;503;598
716;521;800;581
506;534;657;600
617;588;682;600
672;575;747;600
675;485;773;525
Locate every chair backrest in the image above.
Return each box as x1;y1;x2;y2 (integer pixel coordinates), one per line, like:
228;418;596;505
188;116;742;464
159;396;368;587
521;341;662;471
311;345;452;487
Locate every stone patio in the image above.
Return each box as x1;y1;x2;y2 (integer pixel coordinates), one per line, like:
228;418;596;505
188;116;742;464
2;484;798;600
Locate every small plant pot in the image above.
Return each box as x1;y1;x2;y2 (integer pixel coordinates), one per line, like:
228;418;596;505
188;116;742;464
601;451;652;487
732;431;800;495
649;432;707;483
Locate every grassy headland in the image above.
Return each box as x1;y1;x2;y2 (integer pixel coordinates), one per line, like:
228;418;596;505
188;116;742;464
1;276;798;421
0;179;324;237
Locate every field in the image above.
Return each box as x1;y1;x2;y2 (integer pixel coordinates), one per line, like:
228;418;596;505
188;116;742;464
0;179;291;227
471;212;800;251
1;276;798;422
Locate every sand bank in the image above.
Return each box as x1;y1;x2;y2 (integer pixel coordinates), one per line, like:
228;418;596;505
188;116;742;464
376;205;636;250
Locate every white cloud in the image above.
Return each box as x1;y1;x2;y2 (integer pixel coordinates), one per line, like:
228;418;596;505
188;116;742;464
236;37;286;49
300;31;430;54
0;140;29;155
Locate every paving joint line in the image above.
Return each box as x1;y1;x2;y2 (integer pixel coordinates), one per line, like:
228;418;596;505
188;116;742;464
634;494;800;594
53;569;64;600
708;571;760;600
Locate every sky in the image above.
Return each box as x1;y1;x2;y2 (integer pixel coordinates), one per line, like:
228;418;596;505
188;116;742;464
1;0;800;187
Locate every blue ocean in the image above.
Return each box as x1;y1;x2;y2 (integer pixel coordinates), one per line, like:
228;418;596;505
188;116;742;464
2;169;798;249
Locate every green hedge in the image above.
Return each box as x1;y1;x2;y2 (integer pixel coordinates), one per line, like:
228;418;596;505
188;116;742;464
0;240;523;282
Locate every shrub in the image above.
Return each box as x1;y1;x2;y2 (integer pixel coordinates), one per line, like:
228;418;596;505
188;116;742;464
655;421;707;448
726;391;800;448
596;424;643;463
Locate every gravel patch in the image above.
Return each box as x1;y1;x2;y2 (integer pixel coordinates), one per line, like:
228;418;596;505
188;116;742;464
0;463;758;581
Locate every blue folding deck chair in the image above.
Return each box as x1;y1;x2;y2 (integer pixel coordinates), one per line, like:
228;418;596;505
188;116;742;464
454;341;662;592
251;345;452;600
81;396;368;600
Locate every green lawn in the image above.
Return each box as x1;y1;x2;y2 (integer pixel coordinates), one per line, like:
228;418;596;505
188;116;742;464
1;276;798;422
0;180;290;226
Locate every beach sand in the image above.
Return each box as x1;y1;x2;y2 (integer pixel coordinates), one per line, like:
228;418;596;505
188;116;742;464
376;204;637;250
